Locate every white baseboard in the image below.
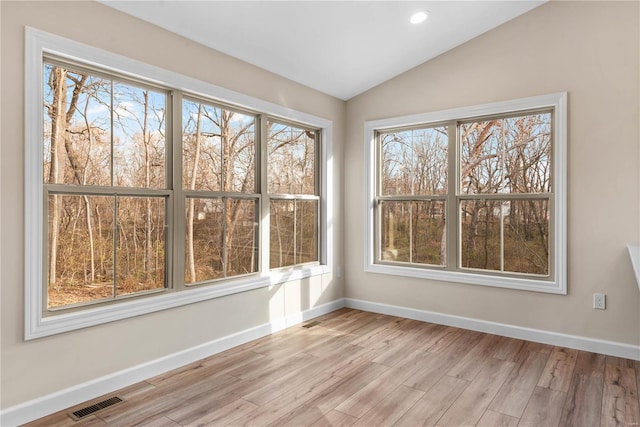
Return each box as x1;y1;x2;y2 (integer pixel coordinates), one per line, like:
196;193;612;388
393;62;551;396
0;299;346;427
345;298;640;361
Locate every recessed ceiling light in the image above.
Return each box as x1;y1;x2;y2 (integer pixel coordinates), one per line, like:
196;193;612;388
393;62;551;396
410;11;428;25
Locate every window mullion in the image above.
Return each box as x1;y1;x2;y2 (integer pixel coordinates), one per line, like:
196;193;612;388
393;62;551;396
378;195;447;202
446;122;458;271
500;200;505;272
172;91;185;291
375;131;383;263
110;81;117;298
112;196;118;299
293;200;298;265
409;202;413;264
259;116;270;273
222;197;228;277
315;130;322;263
110;80;114;187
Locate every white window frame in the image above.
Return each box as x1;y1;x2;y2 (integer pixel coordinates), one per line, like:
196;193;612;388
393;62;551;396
364;92;567;294
266;118;322;270
25;28;333;339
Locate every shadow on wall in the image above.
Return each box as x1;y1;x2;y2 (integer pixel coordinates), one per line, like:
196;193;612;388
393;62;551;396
267;272;337;332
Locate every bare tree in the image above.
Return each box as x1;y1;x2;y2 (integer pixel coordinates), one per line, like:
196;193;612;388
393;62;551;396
45;64;167;307
378;114;550;273
45;67;87;288
183;101;256;280
186;104;203;282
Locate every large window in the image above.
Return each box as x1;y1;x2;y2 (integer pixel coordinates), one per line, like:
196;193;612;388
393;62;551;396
25;29;332;338
365;93;566;293
43;60;170;310
182;99;259;283
267;120;319;268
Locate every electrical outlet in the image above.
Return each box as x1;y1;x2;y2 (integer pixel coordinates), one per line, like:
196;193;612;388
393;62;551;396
593;293;606;310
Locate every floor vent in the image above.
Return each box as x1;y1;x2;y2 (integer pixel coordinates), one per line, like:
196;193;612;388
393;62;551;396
302;321;321;328
69;396;123;420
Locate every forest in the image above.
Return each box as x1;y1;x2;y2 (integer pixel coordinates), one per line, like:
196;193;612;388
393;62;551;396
44;59;550;310
44;62;317;309
379;113;551;276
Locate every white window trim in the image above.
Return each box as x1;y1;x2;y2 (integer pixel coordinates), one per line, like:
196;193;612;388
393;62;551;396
364;92;567;294
25;28;333;340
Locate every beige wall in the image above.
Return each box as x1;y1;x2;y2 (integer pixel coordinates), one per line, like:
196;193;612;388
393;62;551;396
0;1;345;408
345;1;639;346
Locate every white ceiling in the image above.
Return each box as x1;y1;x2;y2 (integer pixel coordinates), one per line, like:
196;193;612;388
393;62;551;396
101;1;545;100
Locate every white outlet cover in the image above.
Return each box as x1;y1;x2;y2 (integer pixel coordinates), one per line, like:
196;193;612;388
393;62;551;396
593;293;606;309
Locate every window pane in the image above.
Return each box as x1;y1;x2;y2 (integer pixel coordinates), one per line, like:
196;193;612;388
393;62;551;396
380;201;410;262
185;198;258;283
43;64;167;189
380;132;410;196
185;198;224;282
44;65;112;186
503;200;549;275
412;201;446;266
460;200;501;271
48;194;115;309
267;122;315;194
460;113;551;194
270;199;318;268
380;126;448;196
296;200;318;264
270;200;294;268
113;83;166;188
116;196;166;295
183;100;256;192
183;101;221;192
460;198;549;275
226;199;258;276
380;200;445;265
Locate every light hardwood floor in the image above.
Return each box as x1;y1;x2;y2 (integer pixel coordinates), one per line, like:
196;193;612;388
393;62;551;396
25;308;640;427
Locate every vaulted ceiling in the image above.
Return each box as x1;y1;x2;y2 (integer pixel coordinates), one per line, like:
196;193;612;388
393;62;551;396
101;1;545;100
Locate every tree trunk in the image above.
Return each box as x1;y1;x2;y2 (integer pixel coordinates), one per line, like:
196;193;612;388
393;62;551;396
82;102;96;282
47;67;69;288
387;209;396;259
142;91;152;280
465;202;480;267
275;205;283;267
221;115;232;275
47;67;87;290
440;221;447;265
118;220;130;294
95;204;105;278
482;206;490;269
82;196;96;282
187;104;203;282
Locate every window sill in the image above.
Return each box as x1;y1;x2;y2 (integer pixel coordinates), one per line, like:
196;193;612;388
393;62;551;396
365;262;565;294
27;265;331;340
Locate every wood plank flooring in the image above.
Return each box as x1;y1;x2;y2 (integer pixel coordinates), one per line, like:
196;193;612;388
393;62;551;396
25;309;640;427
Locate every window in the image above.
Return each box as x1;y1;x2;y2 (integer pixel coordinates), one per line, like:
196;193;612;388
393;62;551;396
458;114;552;275
26;28;332;338
182;99;259;283
43;60;170;310
365;93;567;293
267;120;319;268
378;125;448;266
